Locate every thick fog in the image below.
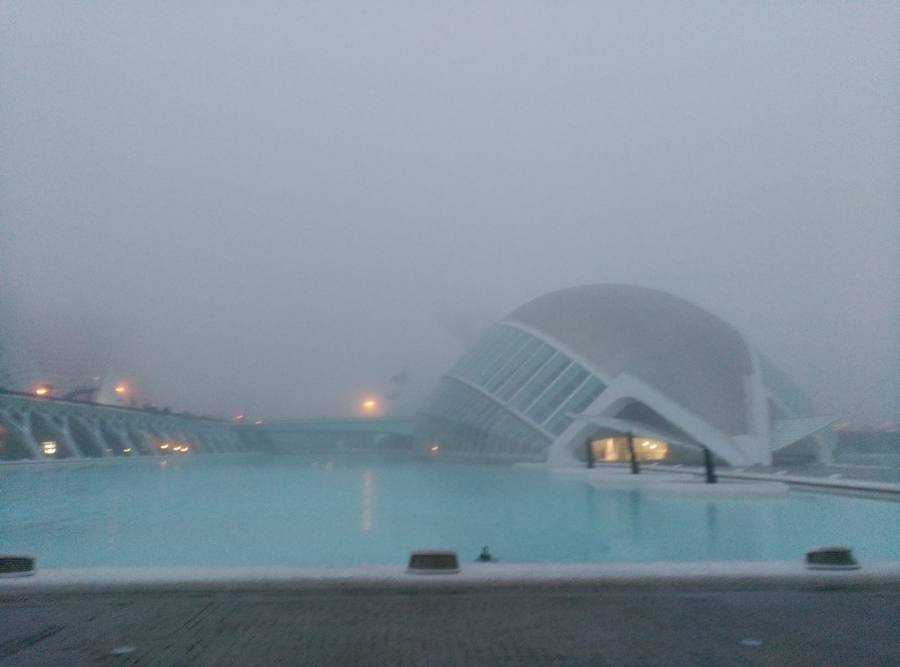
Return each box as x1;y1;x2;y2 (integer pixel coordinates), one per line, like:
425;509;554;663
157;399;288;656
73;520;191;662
2;2;897;423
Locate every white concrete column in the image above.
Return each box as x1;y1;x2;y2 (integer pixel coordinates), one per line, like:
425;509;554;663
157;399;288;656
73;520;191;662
67;415;107;457
46;414;84;458
129;424;157;455
0;409;41;459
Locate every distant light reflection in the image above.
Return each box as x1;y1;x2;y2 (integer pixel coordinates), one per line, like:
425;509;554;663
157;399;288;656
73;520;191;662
361;470;375;531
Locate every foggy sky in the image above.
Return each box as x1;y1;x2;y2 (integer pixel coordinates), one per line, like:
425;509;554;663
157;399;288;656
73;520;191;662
2;2;898;422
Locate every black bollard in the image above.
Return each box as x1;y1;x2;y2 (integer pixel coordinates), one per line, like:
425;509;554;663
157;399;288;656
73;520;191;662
585;438;595;468
627;432;640;475
477;546;495;562
703;447;717;484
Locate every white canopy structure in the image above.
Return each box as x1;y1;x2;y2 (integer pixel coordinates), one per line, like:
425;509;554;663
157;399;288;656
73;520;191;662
417;284;834;466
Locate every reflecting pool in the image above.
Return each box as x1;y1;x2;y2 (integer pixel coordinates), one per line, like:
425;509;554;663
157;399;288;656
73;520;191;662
1;455;897;567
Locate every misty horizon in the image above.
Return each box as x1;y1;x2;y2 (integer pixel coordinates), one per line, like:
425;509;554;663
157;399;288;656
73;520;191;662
2;2;897;424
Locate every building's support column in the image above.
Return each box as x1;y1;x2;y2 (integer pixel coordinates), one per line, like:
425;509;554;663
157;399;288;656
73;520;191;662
627;432;639;475
144;421;167;453
145;427;169;455
157;431;178;454
46;414;84;459
189;429;207;452
160;420;182;452
171;428;192;452
202;431;223;453
209;433;225;453
121;419;147;456
84;417;113;456
28;410;80;459
101;420;135;456
222;432;240;452
815;433;834;465
172;428;196;453
68;415;108;457
745;351;773;459
176;428;200;453
212;432;229;453
229;430;247;452
0;410;41;459
232;430;247;451
703;447;718;483
129;425;156;455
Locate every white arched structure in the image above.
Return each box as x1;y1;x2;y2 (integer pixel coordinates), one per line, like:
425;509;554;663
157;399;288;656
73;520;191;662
417;284;836;466
0;392;248;462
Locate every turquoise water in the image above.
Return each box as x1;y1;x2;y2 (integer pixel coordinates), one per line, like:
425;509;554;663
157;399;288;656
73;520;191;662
1;454;897;567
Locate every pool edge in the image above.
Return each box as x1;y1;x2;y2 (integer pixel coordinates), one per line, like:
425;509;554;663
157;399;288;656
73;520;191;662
3;561;899;595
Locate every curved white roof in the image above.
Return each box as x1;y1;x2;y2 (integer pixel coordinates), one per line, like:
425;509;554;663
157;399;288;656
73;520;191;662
505;284;754;435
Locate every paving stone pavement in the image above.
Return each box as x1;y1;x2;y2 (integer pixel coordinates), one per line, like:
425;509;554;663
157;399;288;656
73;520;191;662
1;586;898;666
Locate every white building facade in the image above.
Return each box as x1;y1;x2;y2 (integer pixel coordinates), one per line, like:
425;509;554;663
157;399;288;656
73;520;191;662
417;284;834;466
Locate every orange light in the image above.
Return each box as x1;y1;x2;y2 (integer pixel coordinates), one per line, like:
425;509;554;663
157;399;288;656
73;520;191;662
430;444;440;453
34;386;49;396
234;414;245;422
114;384;127;395
362;399;378;412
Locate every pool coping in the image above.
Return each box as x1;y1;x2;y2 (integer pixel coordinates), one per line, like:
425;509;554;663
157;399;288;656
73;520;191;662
546;463;900;500
2;561;899;594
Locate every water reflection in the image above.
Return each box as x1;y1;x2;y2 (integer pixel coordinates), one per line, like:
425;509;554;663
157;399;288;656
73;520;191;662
361;469;375;531
628;490;642;541
1;458;898;567
705;503;718;550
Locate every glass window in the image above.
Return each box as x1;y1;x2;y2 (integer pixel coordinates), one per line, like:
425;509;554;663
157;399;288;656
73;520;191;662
496;343;554;402
479;330;533;390
544;376;606;435
526;364;589;425
484;336;540;394
473;328;526;386
511;352;570;413
457;325;513;383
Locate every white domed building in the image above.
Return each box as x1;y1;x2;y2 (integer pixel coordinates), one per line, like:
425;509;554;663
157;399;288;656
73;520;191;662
416;285;835;466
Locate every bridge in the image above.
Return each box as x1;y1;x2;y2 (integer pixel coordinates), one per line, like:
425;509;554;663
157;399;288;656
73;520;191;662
0;391;247;461
239;417;415;454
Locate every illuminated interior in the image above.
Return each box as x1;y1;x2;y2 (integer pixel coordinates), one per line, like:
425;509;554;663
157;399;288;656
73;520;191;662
591;436;668;462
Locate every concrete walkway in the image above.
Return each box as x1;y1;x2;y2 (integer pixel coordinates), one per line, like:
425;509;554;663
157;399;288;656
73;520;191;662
2;584;898;665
